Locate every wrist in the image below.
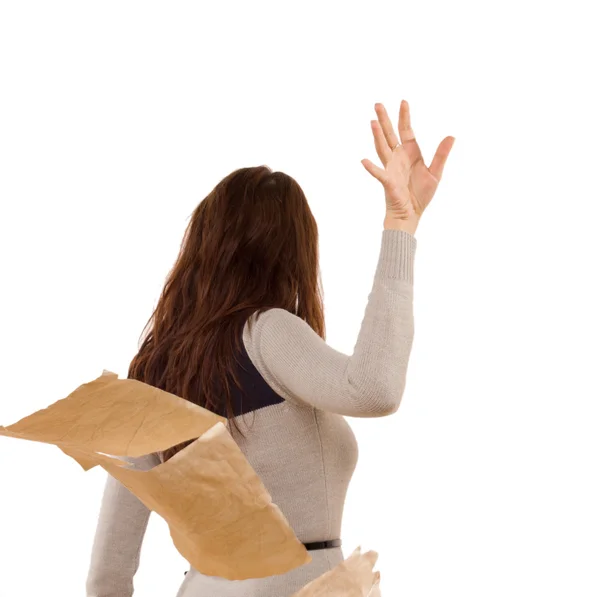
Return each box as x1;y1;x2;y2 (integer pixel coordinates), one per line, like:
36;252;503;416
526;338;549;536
383;215;418;235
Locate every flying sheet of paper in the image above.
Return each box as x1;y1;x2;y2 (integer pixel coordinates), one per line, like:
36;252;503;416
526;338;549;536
291;547;381;597
0;370;311;580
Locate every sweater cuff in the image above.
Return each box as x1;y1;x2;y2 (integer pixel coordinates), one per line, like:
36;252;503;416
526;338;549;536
374;229;417;284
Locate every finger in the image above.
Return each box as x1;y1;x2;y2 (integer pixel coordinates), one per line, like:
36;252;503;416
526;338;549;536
428;136;455;182
371;120;392;165
374;103;400;150
361;158;387;184
398;100;423;166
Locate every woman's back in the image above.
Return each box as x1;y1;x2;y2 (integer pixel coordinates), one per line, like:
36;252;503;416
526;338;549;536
178;312;360;595
86;228;416;597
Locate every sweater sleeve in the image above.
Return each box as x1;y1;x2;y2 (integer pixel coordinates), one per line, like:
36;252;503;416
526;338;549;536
86;452;161;597
243;228;416;417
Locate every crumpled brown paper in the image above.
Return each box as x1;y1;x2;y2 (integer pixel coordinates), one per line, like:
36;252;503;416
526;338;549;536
291;547;381;597
0;370;311;580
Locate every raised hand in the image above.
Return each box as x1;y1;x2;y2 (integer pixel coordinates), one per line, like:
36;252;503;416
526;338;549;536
361;100;455;230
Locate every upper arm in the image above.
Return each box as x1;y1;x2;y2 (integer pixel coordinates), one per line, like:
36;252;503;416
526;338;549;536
244;302;413;417
86;453;161;597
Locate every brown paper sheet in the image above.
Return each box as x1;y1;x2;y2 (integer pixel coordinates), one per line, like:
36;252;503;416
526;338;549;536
291;547;381;597
0;370;311;580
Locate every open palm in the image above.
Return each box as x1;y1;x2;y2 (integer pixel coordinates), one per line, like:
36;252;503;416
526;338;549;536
362;100;455;223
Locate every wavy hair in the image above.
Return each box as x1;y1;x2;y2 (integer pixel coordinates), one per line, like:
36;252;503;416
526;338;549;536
127;166;325;462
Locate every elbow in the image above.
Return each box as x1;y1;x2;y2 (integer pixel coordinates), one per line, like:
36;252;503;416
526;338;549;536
357;377;406;417
381;395;403;416
373;392;403;416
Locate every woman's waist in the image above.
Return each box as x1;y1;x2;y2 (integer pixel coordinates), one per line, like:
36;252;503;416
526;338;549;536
303;538;341;551
180;547;344;597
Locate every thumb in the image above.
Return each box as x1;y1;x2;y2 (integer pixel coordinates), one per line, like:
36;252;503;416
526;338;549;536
428;136;455;182
361;159;386;184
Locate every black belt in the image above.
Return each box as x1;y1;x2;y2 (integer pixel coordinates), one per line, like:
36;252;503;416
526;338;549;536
183;539;341;575
303;538;341;551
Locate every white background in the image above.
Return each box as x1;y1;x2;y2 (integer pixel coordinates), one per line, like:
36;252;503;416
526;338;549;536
1;1;599;596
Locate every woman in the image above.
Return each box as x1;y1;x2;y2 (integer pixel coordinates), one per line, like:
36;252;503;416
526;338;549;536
85;100;455;597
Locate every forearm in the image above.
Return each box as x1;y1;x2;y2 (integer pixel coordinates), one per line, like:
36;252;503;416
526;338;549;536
86;454;160;597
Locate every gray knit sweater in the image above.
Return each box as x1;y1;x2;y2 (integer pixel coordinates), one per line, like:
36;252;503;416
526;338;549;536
86;228;417;597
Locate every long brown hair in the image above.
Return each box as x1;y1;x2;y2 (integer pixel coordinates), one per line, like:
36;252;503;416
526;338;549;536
127;166;325;462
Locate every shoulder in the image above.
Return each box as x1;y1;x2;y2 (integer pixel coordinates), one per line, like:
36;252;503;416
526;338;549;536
244;307;316;348
241;308;312;403
245;307;301;335
247;306;298;327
